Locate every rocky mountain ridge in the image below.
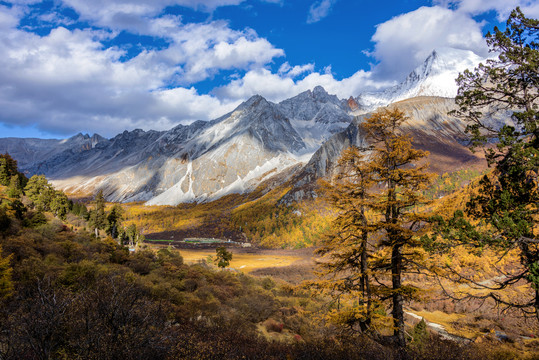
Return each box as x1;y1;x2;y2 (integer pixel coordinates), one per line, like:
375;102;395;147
1;86;354;205
0;47;493;205
279;96;487;204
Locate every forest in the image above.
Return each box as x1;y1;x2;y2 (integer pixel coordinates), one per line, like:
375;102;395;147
1;154;537;359
0;6;537;360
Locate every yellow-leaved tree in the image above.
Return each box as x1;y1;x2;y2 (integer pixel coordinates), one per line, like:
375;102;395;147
316;108;434;347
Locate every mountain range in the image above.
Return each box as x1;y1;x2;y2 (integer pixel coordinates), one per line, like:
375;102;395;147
0;48;495;206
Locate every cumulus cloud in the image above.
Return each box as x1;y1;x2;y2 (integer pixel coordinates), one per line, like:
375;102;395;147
214;68;392;103
0;2;288;136
0;9;245;136
169;25;284;84
144;21;284;84
278;62;315;77
433;0;539;19
307;0;337;23
369;5;489;81
0;4;22;29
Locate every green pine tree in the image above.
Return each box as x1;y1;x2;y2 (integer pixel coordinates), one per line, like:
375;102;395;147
89;190;106;237
214;247;232;269
431;8;539;321
24;175;54;211
106;204;123;239
7;175;22;198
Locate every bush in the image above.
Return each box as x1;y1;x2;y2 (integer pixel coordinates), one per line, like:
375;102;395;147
263;318;284;333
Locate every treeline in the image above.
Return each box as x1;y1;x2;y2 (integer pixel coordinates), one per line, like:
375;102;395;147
231;194;333;249
121;184;333;249
0;153;143;248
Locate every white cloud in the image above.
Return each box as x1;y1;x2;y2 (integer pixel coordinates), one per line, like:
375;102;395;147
19;1;286;86
144;21;285;84
214;67;392;103
278;62;314;77
307;0;337;23
38;12;76;27
369;5;489;81
0;10;245;136
0;1;289;136
0;4;22;29
433;0;539;19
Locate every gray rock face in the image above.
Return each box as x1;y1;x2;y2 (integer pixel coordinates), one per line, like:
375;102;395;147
279;114;369;204
279;85;353;153
0;133;107;172
279;96;483;204
1;87;355;205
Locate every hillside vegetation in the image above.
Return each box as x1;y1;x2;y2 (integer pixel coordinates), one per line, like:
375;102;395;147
118;167;479;250
1;155;538;359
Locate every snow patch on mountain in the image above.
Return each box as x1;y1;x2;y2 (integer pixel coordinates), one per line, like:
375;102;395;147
146;161;196;205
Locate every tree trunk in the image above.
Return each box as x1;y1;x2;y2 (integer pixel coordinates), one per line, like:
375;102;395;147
359;231;372;332
535;287;539;323
392;243;405;347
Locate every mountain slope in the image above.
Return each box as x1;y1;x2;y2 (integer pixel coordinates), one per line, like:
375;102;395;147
280;96;488;204
1;87;354;205
0;48;494;206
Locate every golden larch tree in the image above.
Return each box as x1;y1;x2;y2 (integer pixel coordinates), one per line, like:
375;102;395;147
317;108;434;347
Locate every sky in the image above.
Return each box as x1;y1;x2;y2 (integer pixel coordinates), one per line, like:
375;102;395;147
0;0;538;139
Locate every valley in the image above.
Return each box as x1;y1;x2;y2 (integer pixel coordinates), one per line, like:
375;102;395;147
0;11;537;358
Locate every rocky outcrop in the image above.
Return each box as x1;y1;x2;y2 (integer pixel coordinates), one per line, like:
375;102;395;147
279;96;488;204
347;97;359;111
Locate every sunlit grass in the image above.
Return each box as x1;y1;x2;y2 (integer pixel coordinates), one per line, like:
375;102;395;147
177;249;303;273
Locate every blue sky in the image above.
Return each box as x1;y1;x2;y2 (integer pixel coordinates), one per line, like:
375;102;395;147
0;0;537;139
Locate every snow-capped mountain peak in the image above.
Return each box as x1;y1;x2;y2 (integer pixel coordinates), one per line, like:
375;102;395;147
356;47;487;111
